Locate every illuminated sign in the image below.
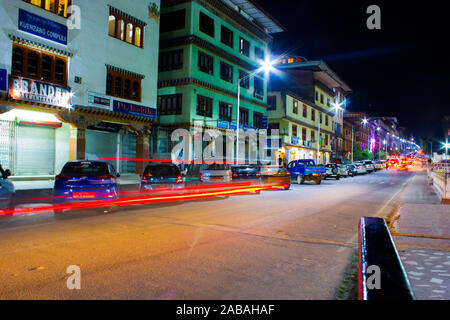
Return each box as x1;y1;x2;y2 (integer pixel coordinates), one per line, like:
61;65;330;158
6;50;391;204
112;100;156;119
9;76;71;108
18;9;68;45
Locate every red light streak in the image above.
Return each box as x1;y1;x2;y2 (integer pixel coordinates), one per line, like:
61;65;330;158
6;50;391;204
0;184;287;217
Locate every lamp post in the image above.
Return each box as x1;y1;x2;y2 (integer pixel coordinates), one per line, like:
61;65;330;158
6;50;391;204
236;58;275;165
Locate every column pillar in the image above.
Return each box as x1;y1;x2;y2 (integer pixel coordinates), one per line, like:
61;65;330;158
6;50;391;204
136;134;149;174
69;126;86;161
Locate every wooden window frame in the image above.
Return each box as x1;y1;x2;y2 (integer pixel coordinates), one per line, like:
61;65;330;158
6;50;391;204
239;37;250;57
219;101;232;122
159;49;184;72
293;100;299;114
109;9;145;48
158;94;182;115
199;12;215;38
220;61;233;83
197;95;213;118
23;0;72;18
253;111;263;129
253;77;264;99
239;108;249;126
11;44;68;85
198;51;214;75
221;26;234;48
106;68;142;102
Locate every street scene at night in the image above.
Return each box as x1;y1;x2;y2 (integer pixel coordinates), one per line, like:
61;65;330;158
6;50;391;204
0;0;449;310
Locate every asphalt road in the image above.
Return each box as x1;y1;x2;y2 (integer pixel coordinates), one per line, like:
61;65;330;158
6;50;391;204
0;169;415;299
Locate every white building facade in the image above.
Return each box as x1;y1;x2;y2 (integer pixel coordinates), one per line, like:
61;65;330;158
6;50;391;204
0;0;160;177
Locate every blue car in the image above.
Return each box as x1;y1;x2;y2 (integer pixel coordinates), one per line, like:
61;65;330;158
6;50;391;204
287;159;326;185
54;161;120;207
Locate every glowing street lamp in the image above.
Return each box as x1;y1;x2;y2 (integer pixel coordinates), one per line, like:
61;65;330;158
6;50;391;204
236;56;276;164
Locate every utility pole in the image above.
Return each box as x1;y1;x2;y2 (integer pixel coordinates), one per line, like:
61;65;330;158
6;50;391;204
317;115;321;164
236;80;241;165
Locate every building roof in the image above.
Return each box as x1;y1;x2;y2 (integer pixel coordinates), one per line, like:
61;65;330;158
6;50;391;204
276;57;352;93
226;0;286;34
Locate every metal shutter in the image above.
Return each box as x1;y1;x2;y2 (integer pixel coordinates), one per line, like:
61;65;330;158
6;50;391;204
16;125;55;176
86;129;118;169
120;131;137;174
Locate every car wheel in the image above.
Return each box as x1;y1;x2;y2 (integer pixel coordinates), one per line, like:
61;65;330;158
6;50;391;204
336;176;340;180
315;178;321;185
284;184;291;190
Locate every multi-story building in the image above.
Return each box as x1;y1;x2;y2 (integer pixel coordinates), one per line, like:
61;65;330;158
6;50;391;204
343;112;374;154
155;0;284;162
0;0;160;177
268;58;351;164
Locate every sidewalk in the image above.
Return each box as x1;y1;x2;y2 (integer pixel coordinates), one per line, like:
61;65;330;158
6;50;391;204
392;170;450;300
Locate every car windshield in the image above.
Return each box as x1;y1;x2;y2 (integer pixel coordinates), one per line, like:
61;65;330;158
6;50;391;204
202;164;230;171
365;161;373;164
144;165;180;177
61;162;109;176
232;166;259;174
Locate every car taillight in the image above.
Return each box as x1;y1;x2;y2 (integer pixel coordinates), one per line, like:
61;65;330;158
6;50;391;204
232;172;239;178
55;174;71;180
176;174;183;184
98;174;115;180
199;173;203;181
230;172;233;180
285;171;290;176
256;172;261;178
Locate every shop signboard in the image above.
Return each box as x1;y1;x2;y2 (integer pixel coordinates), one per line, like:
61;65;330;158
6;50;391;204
9;76;71;108
18;9;68;45
113;100;156;119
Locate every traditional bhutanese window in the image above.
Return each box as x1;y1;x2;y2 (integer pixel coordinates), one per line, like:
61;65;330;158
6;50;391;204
11;44;68;85
106;66;144;102
108;6;146;48
108;16;116;37
23;0;72;18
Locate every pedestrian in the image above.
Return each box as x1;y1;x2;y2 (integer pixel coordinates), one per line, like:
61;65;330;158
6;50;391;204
278;155;282;167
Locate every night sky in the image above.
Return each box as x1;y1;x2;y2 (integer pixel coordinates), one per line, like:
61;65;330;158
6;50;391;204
259;0;449;143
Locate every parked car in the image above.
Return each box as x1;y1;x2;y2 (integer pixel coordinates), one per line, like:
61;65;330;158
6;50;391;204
373;161;383;171
260;166;291;190
362;160;375;173
183;163;232;187
140;163;184;192
337;164;349;177
54;161;120;210
324;164;340;180
353;162;368;175
231;165;261;184
0;164;15;211
346;164;357;177
286;159;326;185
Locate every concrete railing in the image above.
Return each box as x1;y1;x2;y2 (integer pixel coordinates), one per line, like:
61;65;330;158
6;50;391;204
430;171;450;203
358;217;415;300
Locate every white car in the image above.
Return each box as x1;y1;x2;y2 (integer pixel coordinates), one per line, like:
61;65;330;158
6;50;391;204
373;161;383;171
337;164;349;177
353;162;367;175
362;160;375;173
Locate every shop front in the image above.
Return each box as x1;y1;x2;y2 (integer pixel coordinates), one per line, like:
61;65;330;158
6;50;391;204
0;76;156;177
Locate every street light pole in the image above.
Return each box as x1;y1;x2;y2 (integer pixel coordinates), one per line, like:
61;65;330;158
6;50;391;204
317;115;321;164
236;79;241;165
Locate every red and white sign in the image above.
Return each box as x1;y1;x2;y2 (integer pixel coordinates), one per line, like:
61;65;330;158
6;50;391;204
9;76;71;108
